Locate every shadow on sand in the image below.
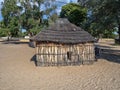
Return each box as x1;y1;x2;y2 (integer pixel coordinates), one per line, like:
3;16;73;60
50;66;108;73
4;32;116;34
31;44;120;66
0;40;35;48
98;45;120;64
0;39;28;44
31;54;37;66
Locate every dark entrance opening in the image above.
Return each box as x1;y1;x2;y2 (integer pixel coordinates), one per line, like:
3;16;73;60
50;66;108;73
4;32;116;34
67;51;73;60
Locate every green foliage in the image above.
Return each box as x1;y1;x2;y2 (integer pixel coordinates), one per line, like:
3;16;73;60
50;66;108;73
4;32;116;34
30;25;44;36
50;13;58;22
1;0;21;37
1;0;58;37
0;28;10;37
78;0;120;39
1;0;19;26
94;0;120;39
60;3;87;26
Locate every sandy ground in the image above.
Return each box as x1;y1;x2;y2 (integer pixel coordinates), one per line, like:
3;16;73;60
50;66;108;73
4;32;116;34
0;39;120;90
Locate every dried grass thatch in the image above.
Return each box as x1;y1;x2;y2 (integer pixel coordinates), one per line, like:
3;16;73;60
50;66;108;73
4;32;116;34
33;18;95;44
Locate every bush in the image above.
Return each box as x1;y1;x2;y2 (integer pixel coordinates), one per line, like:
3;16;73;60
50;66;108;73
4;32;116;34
0;28;8;37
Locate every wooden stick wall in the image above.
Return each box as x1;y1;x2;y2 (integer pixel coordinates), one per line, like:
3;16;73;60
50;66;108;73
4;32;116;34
36;43;95;66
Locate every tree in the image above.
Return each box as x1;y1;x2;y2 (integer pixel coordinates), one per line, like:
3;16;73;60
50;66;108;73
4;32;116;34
60;3;87;26
21;0;58;35
77;0;120;39
1;0;20;39
94;0;120;40
19;0;43;36
1;0;58;38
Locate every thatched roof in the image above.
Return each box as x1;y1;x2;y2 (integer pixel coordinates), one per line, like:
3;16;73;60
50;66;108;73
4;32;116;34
33;18;95;44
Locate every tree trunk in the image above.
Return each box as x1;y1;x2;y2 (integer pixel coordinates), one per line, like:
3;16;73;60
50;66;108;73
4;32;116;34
7;32;11;41
115;24;120;44
118;24;120;41
7;36;10;41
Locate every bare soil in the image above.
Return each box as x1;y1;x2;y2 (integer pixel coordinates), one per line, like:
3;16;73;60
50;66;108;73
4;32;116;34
0;39;120;90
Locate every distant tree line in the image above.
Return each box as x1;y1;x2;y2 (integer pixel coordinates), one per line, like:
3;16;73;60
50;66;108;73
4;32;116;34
60;0;119;39
0;0;58;38
0;0;119;42
77;0;119;39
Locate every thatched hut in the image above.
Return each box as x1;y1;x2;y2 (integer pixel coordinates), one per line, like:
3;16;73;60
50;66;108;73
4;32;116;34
33;18;95;66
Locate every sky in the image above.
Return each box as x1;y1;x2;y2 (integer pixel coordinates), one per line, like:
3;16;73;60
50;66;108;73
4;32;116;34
0;0;3;21
0;0;77;21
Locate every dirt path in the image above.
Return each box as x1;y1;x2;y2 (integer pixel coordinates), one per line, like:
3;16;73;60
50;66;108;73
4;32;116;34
0;40;120;90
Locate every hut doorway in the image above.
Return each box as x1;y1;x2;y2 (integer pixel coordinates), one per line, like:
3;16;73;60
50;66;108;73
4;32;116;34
67;51;72;60
66;51;81;65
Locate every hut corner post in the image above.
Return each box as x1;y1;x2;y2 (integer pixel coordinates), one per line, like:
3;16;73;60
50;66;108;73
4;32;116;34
36;45;39;66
